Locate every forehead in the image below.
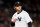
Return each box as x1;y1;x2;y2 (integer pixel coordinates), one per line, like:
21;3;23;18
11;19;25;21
14;5;21;7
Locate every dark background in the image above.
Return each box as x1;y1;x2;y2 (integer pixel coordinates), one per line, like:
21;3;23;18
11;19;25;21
0;0;40;27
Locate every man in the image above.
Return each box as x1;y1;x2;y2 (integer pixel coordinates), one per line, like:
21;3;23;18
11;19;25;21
11;1;33;27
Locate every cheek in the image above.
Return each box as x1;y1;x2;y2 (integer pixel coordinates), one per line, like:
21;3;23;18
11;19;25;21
17;7;20;9
17;7;21;10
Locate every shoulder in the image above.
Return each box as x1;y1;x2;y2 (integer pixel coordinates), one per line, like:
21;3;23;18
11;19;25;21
22;10;29;15
12;12;17;16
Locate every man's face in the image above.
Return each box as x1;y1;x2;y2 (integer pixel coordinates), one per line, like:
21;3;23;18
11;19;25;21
14;6;22;11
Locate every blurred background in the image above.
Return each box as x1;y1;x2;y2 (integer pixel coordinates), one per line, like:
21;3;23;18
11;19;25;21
0;0;40;27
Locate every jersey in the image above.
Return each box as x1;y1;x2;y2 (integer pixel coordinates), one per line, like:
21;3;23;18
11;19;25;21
11;10;32;27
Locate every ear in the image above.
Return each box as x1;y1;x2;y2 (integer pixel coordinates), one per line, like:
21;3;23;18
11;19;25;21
14;7;16;9
14;8;15;9
14;8;16;9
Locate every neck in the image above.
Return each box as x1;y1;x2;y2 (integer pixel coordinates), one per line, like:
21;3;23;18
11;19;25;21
17;10;22;14
17;10;21;13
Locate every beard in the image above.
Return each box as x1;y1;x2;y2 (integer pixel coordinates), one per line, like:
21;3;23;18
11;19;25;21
16;9;21;11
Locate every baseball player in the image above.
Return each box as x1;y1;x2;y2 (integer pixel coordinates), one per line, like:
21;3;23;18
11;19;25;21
11;1;33;27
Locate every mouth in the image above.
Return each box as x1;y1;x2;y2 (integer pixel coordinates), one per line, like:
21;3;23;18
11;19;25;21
16;9;19;11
